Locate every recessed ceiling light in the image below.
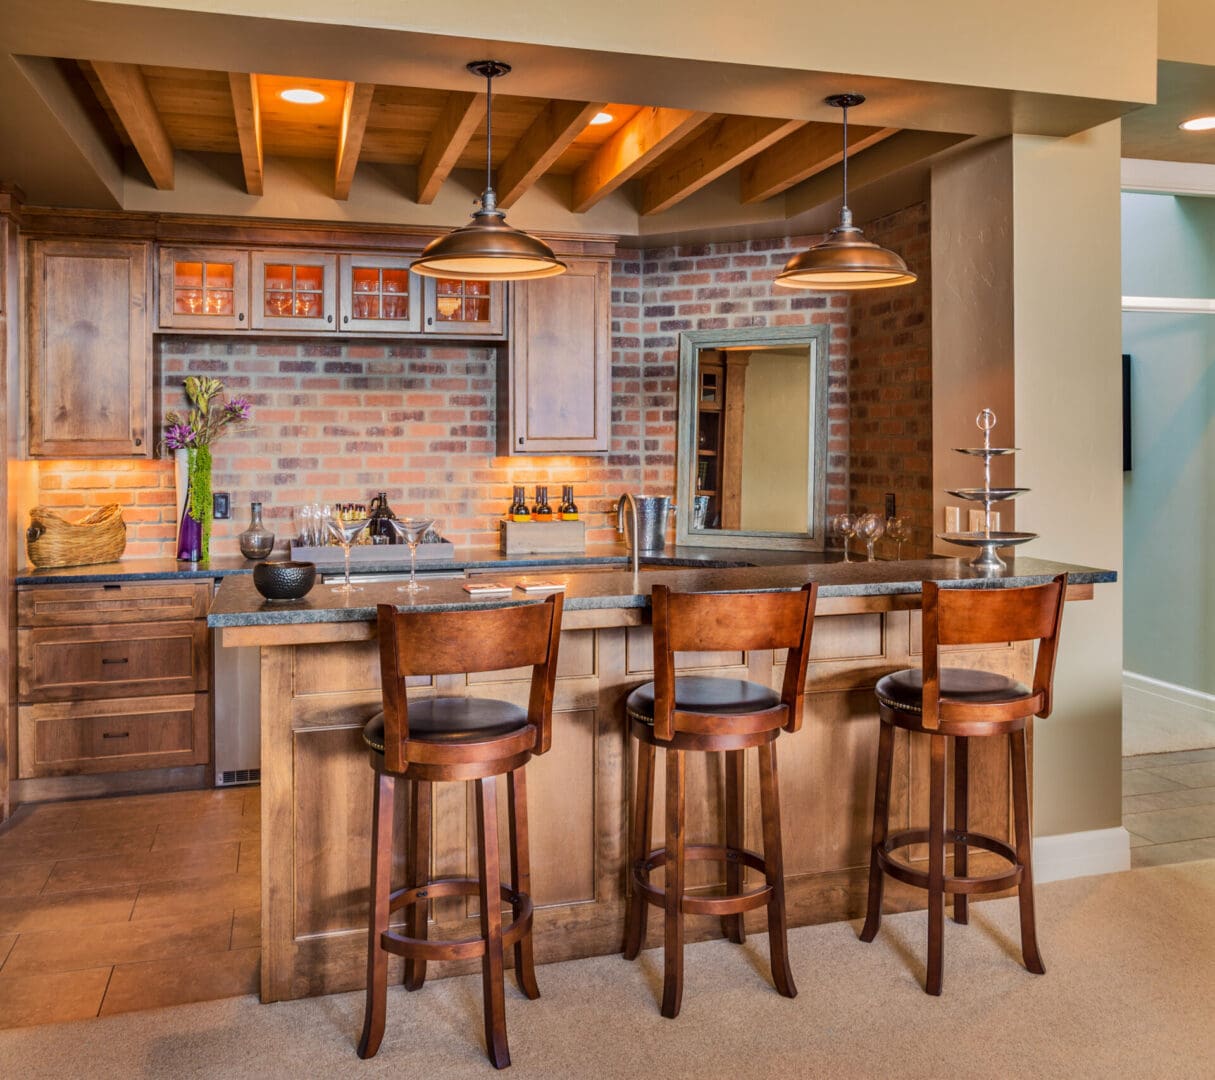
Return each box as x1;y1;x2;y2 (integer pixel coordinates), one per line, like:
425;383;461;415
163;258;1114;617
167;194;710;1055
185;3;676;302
1179;115;1215;131
590;111;614;126
280;88;325;105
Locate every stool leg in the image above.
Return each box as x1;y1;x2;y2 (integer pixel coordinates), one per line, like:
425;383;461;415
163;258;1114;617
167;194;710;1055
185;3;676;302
723;748;747;945
1010;728;1046;975
404;779;431;992
475;776;510;1069
661;747;686;1019
925;733;947;996
507;767;540;1000
758;740;796;999
358;770;395;1059
953;736;969;926
860;718;895;943
623;738;656;961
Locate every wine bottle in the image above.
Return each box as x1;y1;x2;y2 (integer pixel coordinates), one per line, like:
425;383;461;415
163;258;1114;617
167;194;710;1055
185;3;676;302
559;484;579;521
509;485;530;522
532;485;553;521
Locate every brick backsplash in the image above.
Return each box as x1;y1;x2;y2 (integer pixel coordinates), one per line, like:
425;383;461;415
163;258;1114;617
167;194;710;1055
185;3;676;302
32;206;932;562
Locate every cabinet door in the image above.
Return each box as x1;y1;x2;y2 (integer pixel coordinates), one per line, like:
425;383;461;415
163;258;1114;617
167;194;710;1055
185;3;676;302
423;276;506;337
27;239;151;458
338;254;421;333
251;250;337;331
159;247;250;330
502;259;610;454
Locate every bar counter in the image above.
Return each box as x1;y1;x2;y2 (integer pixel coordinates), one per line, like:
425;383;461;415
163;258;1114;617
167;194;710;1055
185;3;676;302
208;555;1114;1002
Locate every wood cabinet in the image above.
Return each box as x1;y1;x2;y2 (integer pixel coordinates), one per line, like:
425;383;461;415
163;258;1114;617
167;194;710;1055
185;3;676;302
338;254;420;333
159;247;250;330
251;250;338;332
497;257;611;455
423;277;505;336
16;579;212;779
27;238;151;458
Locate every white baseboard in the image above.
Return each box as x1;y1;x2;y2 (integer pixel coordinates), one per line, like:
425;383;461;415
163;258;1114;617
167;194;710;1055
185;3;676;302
1032;827;1131;883
1123;671;1215;756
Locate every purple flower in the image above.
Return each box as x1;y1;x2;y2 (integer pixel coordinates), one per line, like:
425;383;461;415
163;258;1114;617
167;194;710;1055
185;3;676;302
225;397;251;421
164;422;197;450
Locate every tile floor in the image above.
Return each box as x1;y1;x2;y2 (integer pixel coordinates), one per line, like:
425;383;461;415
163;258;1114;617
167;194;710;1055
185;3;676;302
0;786;259;1029
1123;747;1215;868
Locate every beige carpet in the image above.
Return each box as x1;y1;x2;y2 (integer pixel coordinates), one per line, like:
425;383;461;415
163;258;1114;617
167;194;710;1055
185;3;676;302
3;860;1213;1079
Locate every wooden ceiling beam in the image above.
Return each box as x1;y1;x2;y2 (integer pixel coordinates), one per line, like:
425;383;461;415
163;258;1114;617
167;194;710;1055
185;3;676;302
335;81;375;200
227;72;263;196
90;61;174;190
739;122;898;204
640;115;806;215
416;90;485;205
571;107;712;213
495;100;605;209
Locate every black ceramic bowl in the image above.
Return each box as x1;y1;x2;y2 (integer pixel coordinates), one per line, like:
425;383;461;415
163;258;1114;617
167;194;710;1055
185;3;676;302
252;560;316;601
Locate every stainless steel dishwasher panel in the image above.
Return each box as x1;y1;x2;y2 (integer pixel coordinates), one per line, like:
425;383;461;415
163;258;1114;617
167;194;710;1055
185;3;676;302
212;632;261;786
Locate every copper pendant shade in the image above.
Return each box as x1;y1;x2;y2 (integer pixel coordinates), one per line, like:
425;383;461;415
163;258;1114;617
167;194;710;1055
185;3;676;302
775;94;916;291
412;61;567;282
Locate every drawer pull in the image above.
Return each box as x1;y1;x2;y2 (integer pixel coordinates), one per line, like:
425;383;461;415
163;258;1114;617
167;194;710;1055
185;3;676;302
103;584;122;591
102;731;130;739
101;657;129;665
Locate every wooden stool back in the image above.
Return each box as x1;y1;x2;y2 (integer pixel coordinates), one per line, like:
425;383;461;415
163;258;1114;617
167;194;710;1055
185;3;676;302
376;594;563;771
921;575;1066;730
650;582;818;740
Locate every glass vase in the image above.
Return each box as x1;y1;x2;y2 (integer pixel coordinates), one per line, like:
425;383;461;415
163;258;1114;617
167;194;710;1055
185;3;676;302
239;501;275;560
175;446;212;562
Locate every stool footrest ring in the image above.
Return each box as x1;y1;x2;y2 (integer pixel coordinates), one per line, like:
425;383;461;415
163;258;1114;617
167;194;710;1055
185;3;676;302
380;877;533;961
632;844;773;915
876;828;1023;894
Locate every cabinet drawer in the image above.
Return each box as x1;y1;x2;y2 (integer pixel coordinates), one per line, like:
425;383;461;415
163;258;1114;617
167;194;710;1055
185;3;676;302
18;580;211;626
18;620;208;702
17;693;210;778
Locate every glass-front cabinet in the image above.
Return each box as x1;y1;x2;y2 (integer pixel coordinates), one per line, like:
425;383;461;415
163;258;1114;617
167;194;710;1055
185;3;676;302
158;247;250;330
338;254;420;333
251;250;337;332
424;277;505;336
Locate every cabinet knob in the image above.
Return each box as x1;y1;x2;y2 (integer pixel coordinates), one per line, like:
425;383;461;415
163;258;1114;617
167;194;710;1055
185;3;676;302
133;437;142;447
343;315;349;324
238;312;245;322
327;314;333;324
427;316;433;326
519;437;524;445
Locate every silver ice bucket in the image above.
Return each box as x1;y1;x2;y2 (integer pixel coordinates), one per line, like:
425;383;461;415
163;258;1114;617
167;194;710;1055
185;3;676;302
633;495;675;552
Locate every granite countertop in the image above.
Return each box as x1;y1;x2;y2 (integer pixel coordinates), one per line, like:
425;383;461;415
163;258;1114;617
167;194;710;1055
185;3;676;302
207;555;1116;629
13;544;814;586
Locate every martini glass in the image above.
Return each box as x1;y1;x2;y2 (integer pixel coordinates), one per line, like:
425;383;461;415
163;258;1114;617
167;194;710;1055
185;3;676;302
325;516;369;592
387;517;437;592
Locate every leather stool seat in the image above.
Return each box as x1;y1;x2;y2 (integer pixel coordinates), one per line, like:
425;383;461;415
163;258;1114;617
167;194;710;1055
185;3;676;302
363;698;528;752
626;676;781;725
875;668;1031;715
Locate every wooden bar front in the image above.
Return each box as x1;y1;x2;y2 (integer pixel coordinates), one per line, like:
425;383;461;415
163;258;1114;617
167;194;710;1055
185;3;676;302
240;598;1041;1003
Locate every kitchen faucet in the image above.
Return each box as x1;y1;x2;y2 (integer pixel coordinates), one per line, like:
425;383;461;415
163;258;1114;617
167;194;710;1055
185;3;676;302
616;492;639;575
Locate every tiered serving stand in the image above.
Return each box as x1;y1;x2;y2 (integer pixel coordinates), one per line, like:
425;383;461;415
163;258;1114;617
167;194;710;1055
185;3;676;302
938;408;1037;573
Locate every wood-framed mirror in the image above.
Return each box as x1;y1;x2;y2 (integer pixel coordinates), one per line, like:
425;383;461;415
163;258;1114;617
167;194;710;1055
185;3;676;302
675;325;830;550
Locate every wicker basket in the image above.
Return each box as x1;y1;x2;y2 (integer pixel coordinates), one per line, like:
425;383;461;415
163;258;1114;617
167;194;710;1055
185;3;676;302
26;505;127;568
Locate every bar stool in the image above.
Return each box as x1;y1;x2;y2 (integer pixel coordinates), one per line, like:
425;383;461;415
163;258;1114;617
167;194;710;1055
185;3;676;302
357;594;563;1069
622;582;818;1018
860;574;1067;995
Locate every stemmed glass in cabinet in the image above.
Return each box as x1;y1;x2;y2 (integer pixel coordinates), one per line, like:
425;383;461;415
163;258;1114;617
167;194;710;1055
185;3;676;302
386;517;437;592
325;516;369;592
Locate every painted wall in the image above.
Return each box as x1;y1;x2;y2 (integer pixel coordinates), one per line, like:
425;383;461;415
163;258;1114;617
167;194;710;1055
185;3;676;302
1121;192;1215;695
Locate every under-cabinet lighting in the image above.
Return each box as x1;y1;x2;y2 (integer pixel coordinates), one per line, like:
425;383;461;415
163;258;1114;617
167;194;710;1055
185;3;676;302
280;88;326;105
1179;116;1215;132
590;111;614;125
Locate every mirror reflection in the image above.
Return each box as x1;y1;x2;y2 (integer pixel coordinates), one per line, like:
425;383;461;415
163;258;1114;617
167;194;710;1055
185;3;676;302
677;326;829;550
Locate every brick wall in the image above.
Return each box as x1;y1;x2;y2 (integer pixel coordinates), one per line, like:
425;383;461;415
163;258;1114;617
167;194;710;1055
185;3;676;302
32;208;932;562
847;202;934;556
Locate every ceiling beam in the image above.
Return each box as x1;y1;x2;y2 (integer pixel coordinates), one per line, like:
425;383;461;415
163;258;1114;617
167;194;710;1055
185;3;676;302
90;61;174;190
571;107;712;213
227;71;263;196
640;115;806;215
495;100;605;209
416;90;485;205
335;81;375;200
739;122;898;204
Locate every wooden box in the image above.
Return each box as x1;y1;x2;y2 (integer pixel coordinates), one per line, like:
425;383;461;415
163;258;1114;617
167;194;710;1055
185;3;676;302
499;519;586;555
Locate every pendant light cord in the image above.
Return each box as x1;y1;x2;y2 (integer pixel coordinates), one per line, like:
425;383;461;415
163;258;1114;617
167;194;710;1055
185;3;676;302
485;67;494;199
840;101;852;229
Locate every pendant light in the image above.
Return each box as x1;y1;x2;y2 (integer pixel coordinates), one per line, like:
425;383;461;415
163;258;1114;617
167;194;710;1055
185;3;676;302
412;61;567;281
774;94;916;291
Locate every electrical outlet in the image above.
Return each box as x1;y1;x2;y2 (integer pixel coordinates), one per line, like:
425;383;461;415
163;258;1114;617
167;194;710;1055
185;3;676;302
884;492;896;519
944;506;961;532
213;492;231;520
